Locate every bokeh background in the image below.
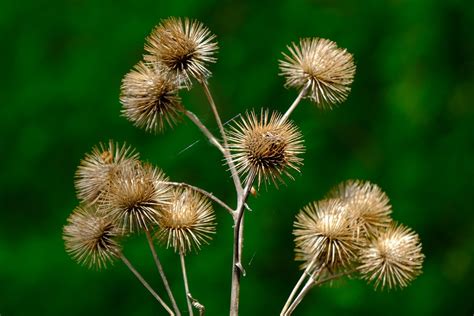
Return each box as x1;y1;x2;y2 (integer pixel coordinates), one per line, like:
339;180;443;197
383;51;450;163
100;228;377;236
1;0;474;315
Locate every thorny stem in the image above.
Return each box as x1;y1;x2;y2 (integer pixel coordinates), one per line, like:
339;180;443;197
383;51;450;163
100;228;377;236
199;79;243;195
164;181;233;215
145;230;181;316
280;258;319;315
230;172;256;316
120;254;174;316
180;252;194;316
184;110;225;154
285;269;357;315
280;81;311;123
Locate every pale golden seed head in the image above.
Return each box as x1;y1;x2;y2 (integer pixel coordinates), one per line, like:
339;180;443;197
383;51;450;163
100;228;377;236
74;141;139;205
279;37;356;109
227;110;305;188
120;61;183;133
99;163;172;233
328;180;392;238
63;204;122;269
294;199;360;271
144;17;218;87
358;223;424;290
156;188;216;255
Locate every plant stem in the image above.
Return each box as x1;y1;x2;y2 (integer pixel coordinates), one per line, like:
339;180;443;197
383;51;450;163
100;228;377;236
199;79;243;195
184;110;225;154
145;230;181;316
120;254;174;316
280;258;318;315
164;181;233;215
285;269;356;315
280;82;310;122
180;252;194;316
230;172;256;316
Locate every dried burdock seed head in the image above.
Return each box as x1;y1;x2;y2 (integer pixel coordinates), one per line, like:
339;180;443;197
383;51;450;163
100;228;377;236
358;223;424;290
63;204;122;269
294;199;360;271
120;61;183;133
328;180;392;238
145;17;218;87
227;110;305;188
279;38;356;109
156;188;216;255
100;163;172;233
75;141;139;205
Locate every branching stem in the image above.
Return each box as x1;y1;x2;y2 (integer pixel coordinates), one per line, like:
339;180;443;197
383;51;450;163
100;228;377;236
120;254;174;316
180;252;194;316
280;81;311;122
230;172;256;316
184;110;225;154
164;181;233;215
199;79;243;195
145;230;181;316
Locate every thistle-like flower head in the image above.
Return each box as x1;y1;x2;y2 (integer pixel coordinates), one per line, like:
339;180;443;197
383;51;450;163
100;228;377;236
100;163;172;233
156;188;216;255
359;223;424;290
227;110;305;188
63;205;122;269
120;61;182;133
145;17;218;87
294;199;360;271
279;38;356;108
75;141;139;205
328;180;392;238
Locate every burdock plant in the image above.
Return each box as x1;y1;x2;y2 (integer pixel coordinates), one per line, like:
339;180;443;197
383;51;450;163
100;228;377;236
63;16;424;315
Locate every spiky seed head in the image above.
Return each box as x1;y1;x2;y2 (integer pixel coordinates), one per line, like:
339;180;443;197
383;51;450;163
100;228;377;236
75;141;139;205
279;38;356;109
145;17;218;87
227;110;305;188
359;223;424;290
156;188;216;255
328;180;392;238
100;163;172;233
294;199;360;271
120;61;183;133
63;205;122;269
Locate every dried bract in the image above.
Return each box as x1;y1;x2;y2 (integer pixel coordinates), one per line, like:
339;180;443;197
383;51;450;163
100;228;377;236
156;188;216;255
145;17;218;87
75;141;139;205
120;62;182;133
328;180;392;238
279;38;356;108
227;110;304;188
100;163;172;233
359;224;424;290
63;205;122;269
294;199;359;271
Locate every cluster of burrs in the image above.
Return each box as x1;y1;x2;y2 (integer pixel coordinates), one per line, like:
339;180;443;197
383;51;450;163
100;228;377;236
63;16;423;316
281;180;424;315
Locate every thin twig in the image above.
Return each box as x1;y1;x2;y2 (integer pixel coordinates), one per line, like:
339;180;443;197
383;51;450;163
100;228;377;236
184;110;225;154
180;252;194;316
199;79;243;195
280;258;318;315
230;172;256;316
120;254;174;316
145;230;181;316
163;181;233;215
280;81;311;122
285;269;356;315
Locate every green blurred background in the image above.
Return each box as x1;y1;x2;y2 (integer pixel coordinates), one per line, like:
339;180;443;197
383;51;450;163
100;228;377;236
1;0;474;314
